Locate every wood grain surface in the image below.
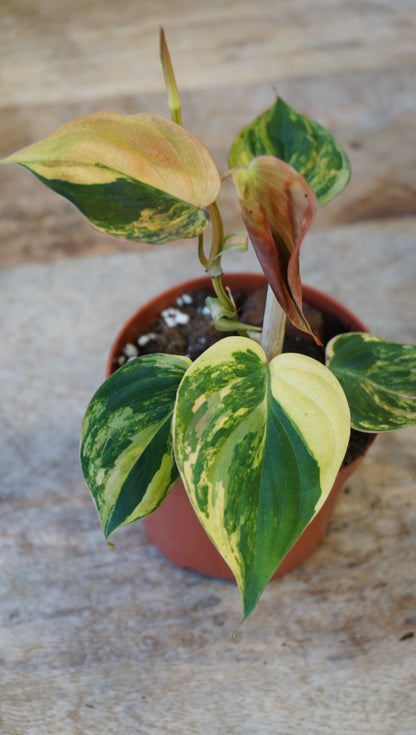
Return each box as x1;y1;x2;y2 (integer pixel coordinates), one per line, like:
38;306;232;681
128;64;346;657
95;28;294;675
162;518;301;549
0;2;415;733
1;0;416;265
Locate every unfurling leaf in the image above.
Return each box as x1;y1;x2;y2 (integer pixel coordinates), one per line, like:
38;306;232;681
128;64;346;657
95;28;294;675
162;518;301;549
173;336;350;620
160;28;182;125
327;332;416;431
206;232;249;265
80;354;191;539
233;156;318;340
205;295;261;333
2;112;221;243
229;96;350;206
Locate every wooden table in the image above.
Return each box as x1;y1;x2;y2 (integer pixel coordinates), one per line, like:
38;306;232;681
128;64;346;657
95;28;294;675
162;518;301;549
1;2;415;732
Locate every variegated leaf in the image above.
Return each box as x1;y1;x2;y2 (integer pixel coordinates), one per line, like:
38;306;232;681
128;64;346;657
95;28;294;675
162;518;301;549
173;336;350;620
229;96;350;207
233;156;319;340
80;353;191;539
327;332;416;431
2;112;221;243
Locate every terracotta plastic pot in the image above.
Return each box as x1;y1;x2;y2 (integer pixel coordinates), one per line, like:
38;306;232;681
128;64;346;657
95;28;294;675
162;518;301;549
107;273;375;579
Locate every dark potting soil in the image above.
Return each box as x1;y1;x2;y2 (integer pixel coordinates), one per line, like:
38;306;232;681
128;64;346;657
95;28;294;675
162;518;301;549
115;284;375;468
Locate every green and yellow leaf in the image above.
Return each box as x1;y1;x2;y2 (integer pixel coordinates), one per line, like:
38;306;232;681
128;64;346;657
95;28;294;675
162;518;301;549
2;112;221;243
233;156;318;340
80;353;191;539
173;336;350;620
327;332;416;431
229;96;350;206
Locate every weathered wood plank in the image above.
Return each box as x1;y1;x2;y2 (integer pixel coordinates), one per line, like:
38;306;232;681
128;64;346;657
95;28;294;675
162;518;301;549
0;1;415;732
1;222;415;733
1;1;415;265
1;0;415;105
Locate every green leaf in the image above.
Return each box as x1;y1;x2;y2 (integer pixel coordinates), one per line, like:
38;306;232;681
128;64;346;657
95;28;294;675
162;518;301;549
2;112;221;243
232;156;319;340
173;336;350;620
327;332;416;431
229;96;350;207
80;353;191;539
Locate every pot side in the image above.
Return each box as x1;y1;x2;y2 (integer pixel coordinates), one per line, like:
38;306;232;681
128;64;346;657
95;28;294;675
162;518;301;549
107;274;374;580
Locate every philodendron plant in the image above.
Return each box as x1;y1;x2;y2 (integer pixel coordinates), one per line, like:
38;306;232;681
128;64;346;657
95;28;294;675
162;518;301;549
3;31;416;621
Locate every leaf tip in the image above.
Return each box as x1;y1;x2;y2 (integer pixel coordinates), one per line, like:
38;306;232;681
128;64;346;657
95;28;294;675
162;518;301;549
159;26;182;125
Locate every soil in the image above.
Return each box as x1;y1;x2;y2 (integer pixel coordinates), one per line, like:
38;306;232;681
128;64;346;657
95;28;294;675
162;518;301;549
114;284;375;468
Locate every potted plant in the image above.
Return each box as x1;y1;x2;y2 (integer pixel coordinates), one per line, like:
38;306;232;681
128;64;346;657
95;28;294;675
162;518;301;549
2;30;415;623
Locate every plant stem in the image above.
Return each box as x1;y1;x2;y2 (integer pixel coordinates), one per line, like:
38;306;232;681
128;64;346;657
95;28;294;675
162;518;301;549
211;276;236;313
205;203;236;313
198;234;208;268
261;286;286;362
206;202;224;265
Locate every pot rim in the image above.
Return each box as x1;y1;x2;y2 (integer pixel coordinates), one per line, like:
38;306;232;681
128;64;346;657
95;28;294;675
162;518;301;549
107;273;369;376
105;272;376;579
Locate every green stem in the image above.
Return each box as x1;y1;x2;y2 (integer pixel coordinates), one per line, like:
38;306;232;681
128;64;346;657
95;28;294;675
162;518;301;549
211;276;236;312
198;233;208;268
206;202;224;264
205;203;236;313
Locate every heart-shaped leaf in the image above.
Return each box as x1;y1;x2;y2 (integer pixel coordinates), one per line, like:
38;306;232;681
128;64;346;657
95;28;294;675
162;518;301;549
3;112;221;243
233;156;318;340
173;336;350;620
229;96;350;207
327;332;416;431
80;353;191;539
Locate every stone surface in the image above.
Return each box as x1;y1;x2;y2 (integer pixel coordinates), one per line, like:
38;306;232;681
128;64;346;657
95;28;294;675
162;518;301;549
1;1;416;733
